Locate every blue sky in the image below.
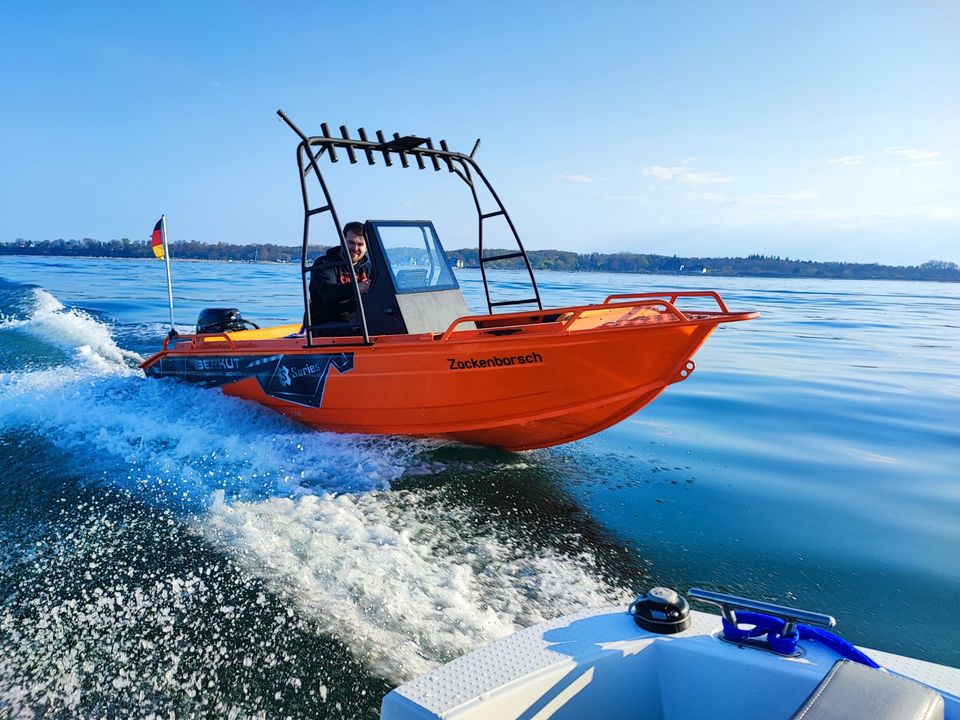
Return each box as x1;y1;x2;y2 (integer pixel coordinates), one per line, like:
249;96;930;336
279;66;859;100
1;1;957;264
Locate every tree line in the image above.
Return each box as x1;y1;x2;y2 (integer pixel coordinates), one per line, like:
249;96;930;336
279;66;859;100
450;249;960;281
0;238;302;263
2;237;958;282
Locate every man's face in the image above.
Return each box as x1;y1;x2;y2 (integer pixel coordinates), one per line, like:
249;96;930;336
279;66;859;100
345;231;366;263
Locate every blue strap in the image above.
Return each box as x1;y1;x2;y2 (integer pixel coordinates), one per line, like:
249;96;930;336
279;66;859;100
799;625;880;669
721;611;880;669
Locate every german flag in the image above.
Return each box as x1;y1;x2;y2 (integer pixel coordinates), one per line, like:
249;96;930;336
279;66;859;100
151;219;164;259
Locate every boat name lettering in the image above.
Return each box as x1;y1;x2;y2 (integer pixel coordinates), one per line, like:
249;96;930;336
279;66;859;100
447;352;543;370
191;357;241;370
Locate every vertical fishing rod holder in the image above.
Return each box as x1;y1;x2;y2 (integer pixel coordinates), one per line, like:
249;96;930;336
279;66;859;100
276;109;542;347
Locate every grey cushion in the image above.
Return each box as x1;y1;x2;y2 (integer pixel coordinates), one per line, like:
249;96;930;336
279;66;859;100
791;660;944;720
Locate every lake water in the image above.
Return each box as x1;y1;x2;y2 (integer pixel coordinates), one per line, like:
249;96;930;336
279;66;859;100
1;256;958;718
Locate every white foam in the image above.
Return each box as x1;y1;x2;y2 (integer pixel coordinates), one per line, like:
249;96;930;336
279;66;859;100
201;489;628;684
0;365;415;500
2;354;627;688
0;506;308;719
1;286;422;498
1;285;628;692
18;288;143;368
0;313;27;330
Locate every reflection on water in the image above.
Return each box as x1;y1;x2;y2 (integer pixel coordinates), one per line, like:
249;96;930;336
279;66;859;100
1;257;958;718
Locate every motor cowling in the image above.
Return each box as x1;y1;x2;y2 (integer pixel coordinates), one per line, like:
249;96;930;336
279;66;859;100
196;308;253;334
629;586;691;634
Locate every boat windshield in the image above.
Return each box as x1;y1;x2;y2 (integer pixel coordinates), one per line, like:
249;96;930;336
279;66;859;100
370;221;460;294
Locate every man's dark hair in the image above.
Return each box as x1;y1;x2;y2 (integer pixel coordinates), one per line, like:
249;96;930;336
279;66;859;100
343;221;365;237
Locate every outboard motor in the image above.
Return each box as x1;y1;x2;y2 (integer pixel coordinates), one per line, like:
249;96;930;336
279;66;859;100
196;308;259;334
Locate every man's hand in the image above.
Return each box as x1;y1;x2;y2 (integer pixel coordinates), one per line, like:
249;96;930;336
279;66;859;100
358;279;371;294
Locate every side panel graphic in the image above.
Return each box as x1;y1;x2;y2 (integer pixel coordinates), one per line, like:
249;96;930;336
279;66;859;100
147;353;355;408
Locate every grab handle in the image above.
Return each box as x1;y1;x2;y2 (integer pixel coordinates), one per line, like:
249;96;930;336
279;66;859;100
604;291;730;314
689;587;836;638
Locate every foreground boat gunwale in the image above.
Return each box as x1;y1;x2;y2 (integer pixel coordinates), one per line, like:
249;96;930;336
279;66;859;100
381;601;960;719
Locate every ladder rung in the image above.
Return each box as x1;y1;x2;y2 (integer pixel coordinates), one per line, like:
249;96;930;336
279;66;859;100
490;298;540;308
480;251;524;263
307;205;331;216
480;210;505;220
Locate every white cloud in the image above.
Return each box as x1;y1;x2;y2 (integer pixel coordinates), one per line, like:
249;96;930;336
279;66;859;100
679;200;960;227
682;171;736;185
642;165;682;181
557;173;594;184
593;192;652;202
885;147;940;161
694;190;819;206
885;147;945;166
873;205;960;221
906;160;947;167
827;155;865;166
642;165;734;184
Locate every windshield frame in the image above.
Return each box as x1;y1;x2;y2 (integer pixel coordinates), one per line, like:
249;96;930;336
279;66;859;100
367;220;461;295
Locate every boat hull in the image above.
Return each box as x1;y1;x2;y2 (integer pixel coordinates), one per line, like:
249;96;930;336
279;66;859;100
141;298;756;450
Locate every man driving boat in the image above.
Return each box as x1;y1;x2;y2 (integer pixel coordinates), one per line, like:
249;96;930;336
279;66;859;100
307;221;372;327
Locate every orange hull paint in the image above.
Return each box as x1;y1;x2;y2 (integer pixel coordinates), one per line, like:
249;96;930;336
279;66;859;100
142;296;757;451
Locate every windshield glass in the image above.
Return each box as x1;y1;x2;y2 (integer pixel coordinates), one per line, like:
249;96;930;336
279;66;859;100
371;221;460;294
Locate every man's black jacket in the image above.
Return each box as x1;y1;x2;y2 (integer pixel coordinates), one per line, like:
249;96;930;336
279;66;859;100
307;246;372;325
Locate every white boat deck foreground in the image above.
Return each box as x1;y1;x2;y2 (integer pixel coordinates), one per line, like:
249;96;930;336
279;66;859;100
382;607;959;720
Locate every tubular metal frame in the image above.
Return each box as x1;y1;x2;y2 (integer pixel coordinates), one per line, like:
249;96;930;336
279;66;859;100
277;109;542;347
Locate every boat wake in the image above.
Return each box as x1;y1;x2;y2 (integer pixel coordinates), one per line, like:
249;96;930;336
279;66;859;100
202;488;626;683
6;287;143;369
0;284;629;713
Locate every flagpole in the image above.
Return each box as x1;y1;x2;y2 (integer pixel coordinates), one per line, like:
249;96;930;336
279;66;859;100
160;214;176;336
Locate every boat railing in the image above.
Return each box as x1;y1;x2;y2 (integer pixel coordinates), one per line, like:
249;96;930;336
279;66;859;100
439;297;693;340
157;291;742;349
557;299;690;327
603;290;730;313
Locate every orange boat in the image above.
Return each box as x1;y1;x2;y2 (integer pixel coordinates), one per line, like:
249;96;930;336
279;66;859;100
141;112;757;451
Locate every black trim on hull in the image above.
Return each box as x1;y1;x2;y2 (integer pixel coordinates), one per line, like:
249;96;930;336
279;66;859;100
146;353;354;409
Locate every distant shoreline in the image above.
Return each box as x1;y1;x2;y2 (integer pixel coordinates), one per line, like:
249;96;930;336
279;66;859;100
2;243;958;282
0;254;285;265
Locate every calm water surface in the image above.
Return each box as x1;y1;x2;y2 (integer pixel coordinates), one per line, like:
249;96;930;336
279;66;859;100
1;256;958;718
